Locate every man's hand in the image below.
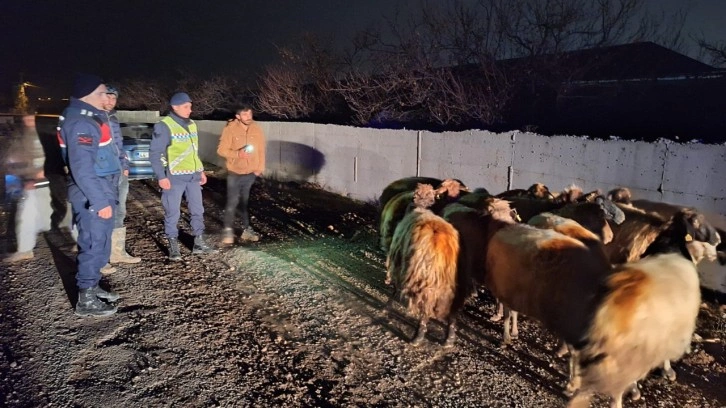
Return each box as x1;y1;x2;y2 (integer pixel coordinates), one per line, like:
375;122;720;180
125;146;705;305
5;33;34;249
123;169;129;177
158;178;171;190
254;171;262;177
200;172;207;185
97;206;113;219
237;150;251;159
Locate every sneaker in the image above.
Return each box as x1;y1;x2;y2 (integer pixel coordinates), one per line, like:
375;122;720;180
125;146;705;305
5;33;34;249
240;227;260;242
221;228;235;245
3;250;34;263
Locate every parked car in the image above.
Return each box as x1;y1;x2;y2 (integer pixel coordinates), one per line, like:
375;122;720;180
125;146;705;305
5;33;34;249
121;122;155;180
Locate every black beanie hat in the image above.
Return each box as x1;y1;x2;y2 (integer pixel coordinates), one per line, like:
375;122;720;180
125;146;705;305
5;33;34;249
72;73;104;99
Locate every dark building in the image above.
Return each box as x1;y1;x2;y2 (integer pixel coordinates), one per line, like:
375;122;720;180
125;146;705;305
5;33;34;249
507;42;726;143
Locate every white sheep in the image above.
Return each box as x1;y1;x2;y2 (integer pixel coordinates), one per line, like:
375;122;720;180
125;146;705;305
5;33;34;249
568;253;701;408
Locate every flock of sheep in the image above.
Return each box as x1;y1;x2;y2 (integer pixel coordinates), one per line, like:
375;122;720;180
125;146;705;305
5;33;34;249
378;176;724;408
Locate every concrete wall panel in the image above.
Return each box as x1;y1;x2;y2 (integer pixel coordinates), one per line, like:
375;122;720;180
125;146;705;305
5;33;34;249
420;130;514;193
512;133;668;196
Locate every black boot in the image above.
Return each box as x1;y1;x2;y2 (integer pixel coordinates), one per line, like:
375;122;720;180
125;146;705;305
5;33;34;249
168;236;182;261
75;287;117;317
90;285;120;302
192;234;217;254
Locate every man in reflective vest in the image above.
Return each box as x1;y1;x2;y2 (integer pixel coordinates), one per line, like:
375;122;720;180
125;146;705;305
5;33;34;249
150;92;216;261
59;73;121;317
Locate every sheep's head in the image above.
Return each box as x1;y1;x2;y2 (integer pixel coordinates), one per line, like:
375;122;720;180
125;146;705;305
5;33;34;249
436;179;467;199
528;183;554;200
485;198;519;223
593;195;626;225
677;209;721;247
685;240;719;264
556;185;584;204
607;187;632;205
412;183;436;209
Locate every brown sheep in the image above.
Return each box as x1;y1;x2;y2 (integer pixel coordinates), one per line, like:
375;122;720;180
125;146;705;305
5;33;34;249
606;206;721;265
385;206;460;346
477;199;613;349
607;188;725;265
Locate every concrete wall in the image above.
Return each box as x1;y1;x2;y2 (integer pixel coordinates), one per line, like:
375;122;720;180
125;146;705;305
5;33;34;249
196;120;726;293
197;121;725;215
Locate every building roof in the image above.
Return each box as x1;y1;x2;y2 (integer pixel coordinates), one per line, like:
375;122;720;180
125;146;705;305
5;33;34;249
553;41;716;81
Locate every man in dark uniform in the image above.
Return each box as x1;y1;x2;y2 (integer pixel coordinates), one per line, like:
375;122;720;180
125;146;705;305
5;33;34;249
150;92;216;261
59;73;121;317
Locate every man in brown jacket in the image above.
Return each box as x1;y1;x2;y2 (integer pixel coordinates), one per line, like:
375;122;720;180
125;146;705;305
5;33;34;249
217;105;266;244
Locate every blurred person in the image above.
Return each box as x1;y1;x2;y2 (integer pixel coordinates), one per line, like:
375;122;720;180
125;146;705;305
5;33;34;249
59;73;121;317
3;115;52;263
103;86;141;264
35;113;71;232
217;105;266;244
149;92;216;261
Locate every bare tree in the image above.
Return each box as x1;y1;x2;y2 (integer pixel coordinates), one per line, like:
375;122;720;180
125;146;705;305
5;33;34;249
117;74;241;117
256;34;342;120
116;79;169;112
696;38;726;67
257;0;691;127
186;75;240;117
257;64;316;119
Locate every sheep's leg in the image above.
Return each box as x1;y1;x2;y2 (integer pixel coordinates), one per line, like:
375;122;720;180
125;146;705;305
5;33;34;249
556;339;569;357
412;317;428;345
511;310;519;339
383;288;398;317
662;360;676;381
565;345;581;396
566;390;593;408
490;300;504;322
502;305;513;346
627;382;641;401
443;320;457;348
608;392;624;408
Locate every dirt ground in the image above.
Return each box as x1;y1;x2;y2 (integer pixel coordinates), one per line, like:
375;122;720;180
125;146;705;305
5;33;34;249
1;172;725;408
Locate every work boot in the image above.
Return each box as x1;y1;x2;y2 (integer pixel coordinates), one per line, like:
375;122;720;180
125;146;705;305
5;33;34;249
240;227;260;242
110;227;141;264
75;287;117;317
89;285;120;302
192;235;218;254
100;263;116;275
3;250;34;263
168;236;182;261
221;227;235;245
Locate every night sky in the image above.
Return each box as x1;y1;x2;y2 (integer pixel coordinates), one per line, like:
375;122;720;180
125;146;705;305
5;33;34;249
2;0;725;99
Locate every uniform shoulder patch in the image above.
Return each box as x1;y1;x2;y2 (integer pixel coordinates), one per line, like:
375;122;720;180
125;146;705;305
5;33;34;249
77;134;94;146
